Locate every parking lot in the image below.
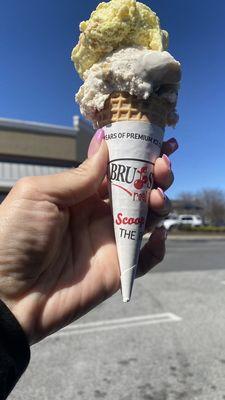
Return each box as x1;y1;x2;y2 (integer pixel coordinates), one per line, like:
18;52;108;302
9;238;225;400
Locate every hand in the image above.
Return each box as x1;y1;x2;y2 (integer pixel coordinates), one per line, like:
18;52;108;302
0;134;177;344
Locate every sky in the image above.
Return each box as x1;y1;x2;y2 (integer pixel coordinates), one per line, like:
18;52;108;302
0;0;225;198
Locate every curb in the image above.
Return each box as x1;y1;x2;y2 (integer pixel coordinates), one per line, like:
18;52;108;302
143;234;225;241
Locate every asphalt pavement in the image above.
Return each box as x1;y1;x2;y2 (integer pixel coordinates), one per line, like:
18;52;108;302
9;238;225;400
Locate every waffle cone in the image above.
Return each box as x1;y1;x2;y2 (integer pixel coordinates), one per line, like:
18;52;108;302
96;92;172;129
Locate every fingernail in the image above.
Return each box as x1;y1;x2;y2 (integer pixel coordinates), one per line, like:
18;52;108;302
168;138;178;153
157;187;166;200
162;154;171;170
88;128;105;158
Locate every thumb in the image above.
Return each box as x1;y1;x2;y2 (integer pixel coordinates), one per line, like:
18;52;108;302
34;140;108;206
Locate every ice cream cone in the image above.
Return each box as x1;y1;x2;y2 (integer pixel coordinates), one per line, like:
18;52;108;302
96;92;171;302
96;91;171;129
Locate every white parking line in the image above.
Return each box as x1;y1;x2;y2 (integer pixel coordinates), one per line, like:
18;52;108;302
51;313;182;338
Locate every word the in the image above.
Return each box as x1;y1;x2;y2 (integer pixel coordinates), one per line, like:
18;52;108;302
119;228;136;240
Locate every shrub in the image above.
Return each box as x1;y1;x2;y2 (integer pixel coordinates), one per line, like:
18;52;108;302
175;225;225;233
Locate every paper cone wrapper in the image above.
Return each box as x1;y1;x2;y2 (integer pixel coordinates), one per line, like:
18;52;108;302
96;92;169;302
105;121;164;302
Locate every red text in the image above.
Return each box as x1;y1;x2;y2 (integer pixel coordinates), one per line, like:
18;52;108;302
116;212;145;226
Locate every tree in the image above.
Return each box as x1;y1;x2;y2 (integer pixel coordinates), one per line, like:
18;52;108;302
174;192;203;214
197;189;225;226
176;189;225;226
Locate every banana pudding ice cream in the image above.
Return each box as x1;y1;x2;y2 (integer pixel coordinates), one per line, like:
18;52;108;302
72;0;168;78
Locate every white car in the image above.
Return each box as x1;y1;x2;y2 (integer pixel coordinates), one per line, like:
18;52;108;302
163;214;203;230
178;214;203;227
163;214;179;230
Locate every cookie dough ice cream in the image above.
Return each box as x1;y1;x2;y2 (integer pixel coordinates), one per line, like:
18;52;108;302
76;47;181;126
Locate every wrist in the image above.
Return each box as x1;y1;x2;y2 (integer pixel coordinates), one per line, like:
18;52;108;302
0;299;31;364
1;298;33;345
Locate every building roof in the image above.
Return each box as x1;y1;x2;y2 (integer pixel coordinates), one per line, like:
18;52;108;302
172;200;203;211
0;116;94;190
0;116;93;138
0;161;69;190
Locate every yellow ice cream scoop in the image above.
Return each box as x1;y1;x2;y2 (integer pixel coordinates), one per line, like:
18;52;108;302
72;0;168;79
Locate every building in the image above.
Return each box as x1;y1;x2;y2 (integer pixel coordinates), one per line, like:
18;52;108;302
171;200;203;215
0;116;94;201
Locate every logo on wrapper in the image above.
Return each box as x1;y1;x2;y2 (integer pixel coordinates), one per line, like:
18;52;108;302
108;158;154;202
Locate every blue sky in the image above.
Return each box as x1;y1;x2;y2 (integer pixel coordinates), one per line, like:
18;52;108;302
0;0;225;198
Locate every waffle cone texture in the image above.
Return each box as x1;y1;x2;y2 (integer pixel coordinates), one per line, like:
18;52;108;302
96;92;172;129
